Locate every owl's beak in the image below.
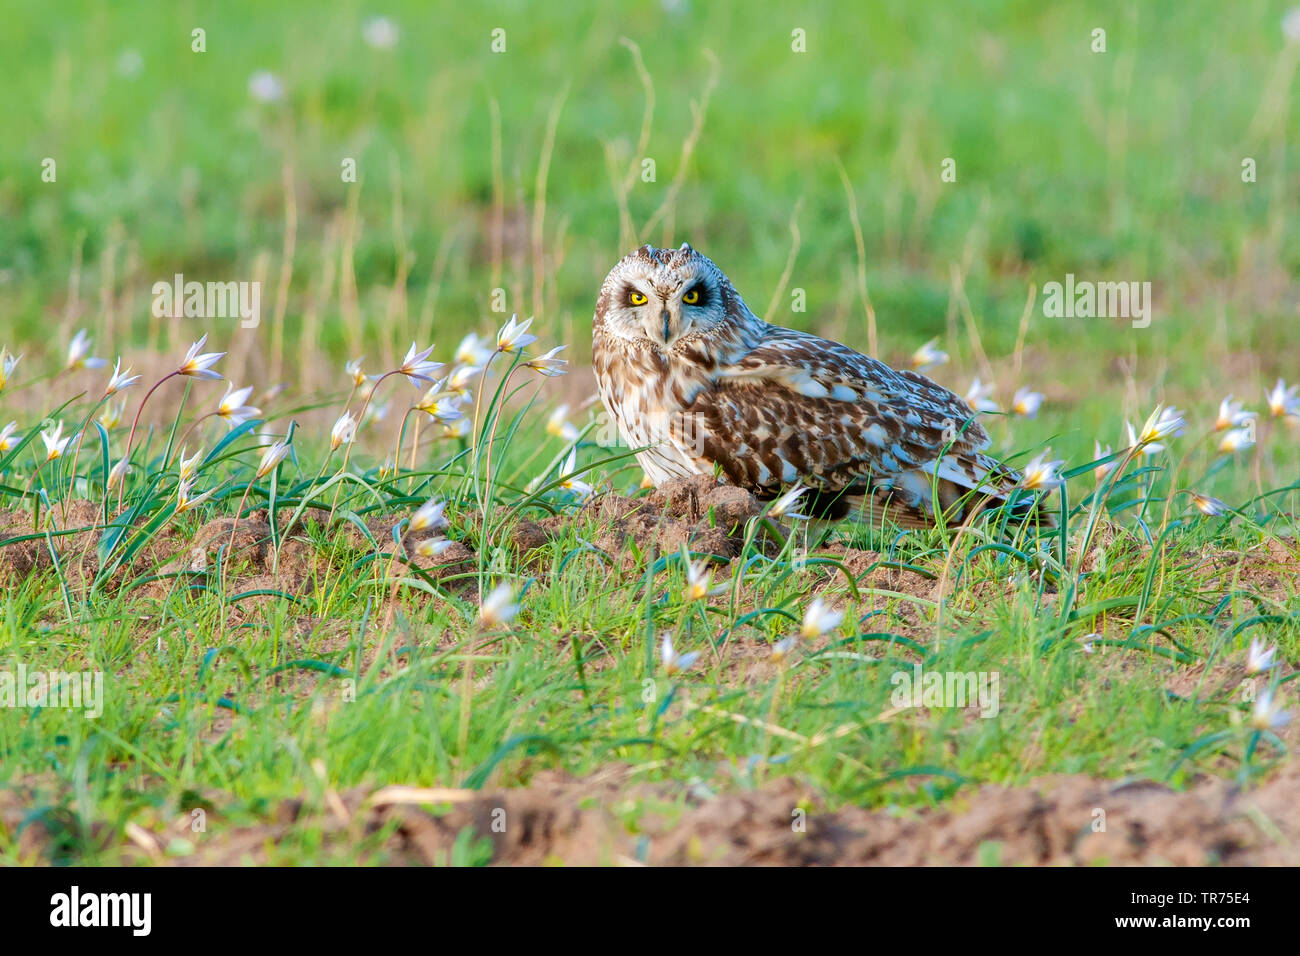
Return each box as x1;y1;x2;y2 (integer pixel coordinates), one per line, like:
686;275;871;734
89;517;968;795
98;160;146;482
643;300;690;347
658;307;691;346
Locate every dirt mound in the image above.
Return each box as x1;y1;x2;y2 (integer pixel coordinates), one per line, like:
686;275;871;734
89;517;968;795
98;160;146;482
581;476;762;563
506;475;768;567
0;499;104;580
1195;537;1300;606
0;501;478;602
374;766;1300;866
12;763;1297;866
0;476;770;600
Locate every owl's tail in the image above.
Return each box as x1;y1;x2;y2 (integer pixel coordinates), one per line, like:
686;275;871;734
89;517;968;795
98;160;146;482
926;451;1057;529
777;452;1054;530
837;452;1054;530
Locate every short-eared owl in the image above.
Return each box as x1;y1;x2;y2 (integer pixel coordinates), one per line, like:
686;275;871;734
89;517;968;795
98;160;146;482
592;244;1031;527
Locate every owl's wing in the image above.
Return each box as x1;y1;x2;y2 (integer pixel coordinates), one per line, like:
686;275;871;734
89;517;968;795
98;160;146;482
676;326;1018;516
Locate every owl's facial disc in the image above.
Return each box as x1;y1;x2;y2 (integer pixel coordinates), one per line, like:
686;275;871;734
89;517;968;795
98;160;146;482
598;246;735;349
623;279;698;346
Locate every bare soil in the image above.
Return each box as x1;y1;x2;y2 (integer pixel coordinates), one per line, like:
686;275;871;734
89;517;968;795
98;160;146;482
7;762;1300;866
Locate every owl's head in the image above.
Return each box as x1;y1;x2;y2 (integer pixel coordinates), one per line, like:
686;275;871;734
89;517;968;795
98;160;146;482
593;243;753;348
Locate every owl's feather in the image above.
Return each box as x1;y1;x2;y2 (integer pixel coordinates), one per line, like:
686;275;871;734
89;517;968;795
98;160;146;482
593;245;1039;527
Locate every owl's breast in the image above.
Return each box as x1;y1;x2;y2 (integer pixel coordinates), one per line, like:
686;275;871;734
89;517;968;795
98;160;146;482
592;335;711;482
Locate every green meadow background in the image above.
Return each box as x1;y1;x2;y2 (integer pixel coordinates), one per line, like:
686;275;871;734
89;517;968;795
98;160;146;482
2;0;1298;474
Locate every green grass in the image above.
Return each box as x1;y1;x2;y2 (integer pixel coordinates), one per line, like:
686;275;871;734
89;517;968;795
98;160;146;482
0;339;1296;863
1;0;1298;864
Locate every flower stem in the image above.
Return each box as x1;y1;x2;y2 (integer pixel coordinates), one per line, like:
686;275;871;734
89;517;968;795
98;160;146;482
117;371;179;513
329;370;397;521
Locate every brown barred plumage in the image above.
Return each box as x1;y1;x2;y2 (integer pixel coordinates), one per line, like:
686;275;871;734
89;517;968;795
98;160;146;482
592;244;1031;527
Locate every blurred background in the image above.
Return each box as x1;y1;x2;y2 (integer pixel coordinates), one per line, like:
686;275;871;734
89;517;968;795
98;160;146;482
2;0;1298;477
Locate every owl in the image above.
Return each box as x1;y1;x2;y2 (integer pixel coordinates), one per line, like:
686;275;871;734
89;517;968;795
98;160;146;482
592;244;1035;527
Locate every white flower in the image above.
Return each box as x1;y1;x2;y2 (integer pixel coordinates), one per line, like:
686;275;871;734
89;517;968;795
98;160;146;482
524;345;568;377
1214;395;1253;432
40;421;70;461
1125;421;1162;457
415;537;454;559
1011;386;1043;419
255;440;291;478
546;405;580;442
398;342;443;387
363;400;391;427
345;357;366;387
768;483;809;520
479;582;519;627
116;49;143;77
176;478;215;513
357;375;380;402
178;334;225;380
101;399;126;430
217;383;260;427
770;636;798;661
1266;379;1300;420
248;70;284;103
454;332;494;366
178;446;203;482
660;633;700;675
417;385;464;425
1246;638;1277;675
362;16;399;49
496;314;537;353
1218;427;1255;455
684;558;725;601
800;598;844;639
442;416;472;440
445;365;480;401
409;498;448;534
0;349;19;393
910;338;948;373
1284;8;1300;42
558;449;593;500
330;412;357;450
1251;688;1291;731
1188;492;1226;517
65;329;107;371
105;359;140;395
1093;441;1117;481
0;421;17;453
106;457;131;490
1136;405;1185;447
964;378;999;414
1019;450;1065;492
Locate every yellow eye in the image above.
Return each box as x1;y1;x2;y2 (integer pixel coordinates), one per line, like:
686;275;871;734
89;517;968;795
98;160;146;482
628;290;648;306
683;288;700;305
